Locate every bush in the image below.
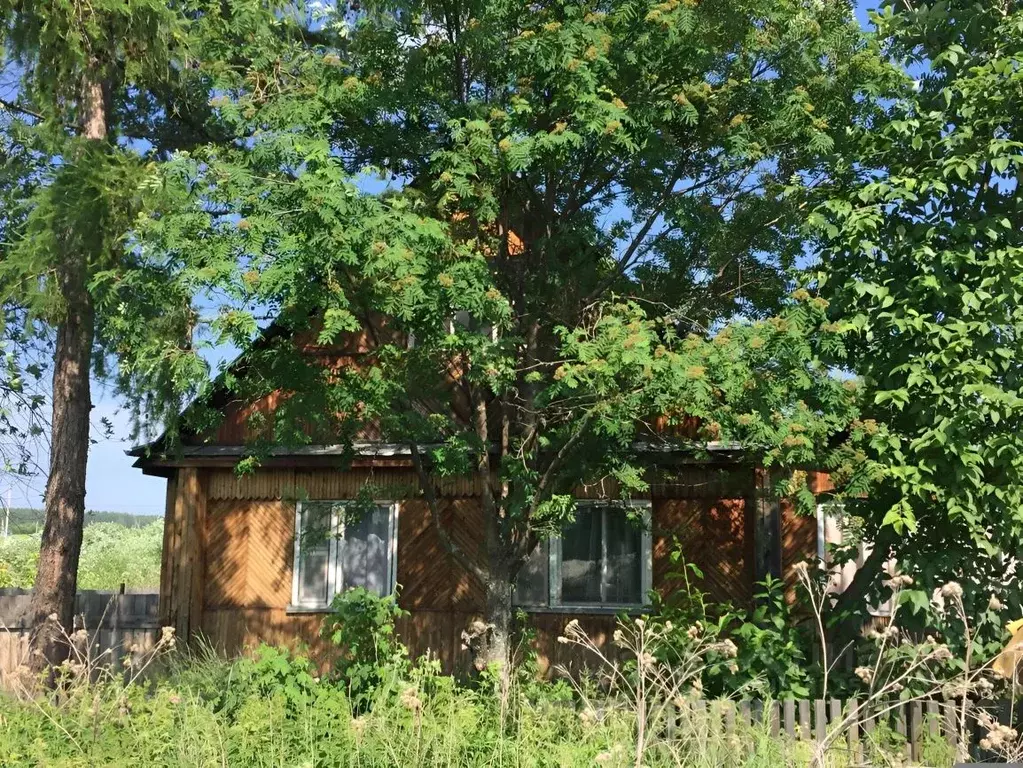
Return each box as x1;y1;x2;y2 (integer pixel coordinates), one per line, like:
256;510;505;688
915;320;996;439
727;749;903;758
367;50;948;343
321;586;410;708
0;534;39;588
651;554;814;699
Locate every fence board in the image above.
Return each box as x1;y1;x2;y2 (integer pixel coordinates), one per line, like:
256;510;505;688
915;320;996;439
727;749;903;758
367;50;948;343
848;698;862;764
814;699;826;744
0;589;161;691
652;695;1012;765
798;699;810;740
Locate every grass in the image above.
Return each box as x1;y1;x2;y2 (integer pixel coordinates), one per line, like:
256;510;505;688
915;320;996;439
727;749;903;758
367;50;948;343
0;639;957;768
0;519;163;590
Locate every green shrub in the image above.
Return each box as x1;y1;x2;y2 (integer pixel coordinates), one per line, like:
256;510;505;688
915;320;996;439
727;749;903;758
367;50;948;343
652;554;814;699
321;586;410;708
0;534;39;588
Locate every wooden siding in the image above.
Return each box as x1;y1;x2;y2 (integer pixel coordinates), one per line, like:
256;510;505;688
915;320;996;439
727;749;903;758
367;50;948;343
781;471;833;597
207;467;486;501
161;468;207;638
161;465;810;673
653;497;753;606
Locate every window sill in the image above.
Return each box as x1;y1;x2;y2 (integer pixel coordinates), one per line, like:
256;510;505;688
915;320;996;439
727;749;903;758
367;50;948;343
286;605;332;615
514;604;652;616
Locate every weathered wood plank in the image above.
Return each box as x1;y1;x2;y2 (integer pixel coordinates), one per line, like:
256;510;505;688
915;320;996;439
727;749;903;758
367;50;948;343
814;699;827;744
847;698;861;765
798;699;810;741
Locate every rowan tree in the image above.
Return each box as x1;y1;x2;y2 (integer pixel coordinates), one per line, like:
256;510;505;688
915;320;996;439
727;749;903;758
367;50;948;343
143;0;896;669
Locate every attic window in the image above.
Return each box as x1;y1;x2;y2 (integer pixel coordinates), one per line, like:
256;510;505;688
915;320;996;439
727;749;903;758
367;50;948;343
291;500;398;610
513;501;653;610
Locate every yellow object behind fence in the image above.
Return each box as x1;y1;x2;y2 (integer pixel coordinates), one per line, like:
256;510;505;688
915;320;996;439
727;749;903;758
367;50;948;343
993;619;1023;681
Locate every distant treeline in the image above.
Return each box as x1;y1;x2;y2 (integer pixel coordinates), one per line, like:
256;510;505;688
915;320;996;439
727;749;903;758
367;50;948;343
4;508;161;535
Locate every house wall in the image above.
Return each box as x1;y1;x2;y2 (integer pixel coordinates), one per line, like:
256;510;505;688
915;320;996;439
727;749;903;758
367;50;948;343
161;464;816;674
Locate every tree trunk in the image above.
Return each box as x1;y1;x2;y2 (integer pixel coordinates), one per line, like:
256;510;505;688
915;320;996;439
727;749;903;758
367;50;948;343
26;68;105;675
480;574;513;670
829;526;896;641
26;258;95;671
462;537;515;676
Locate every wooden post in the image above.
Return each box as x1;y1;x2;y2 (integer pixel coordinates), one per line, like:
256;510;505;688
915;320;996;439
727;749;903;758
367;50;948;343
909;700;922;763
847;698;861;764
814;699;827;745
161;468;206;641
798;699;811;741
158;472;178;626
753;468;781;584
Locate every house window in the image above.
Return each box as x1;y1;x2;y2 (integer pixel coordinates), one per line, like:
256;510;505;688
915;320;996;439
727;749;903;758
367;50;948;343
513;501;653;609
291;500;399;609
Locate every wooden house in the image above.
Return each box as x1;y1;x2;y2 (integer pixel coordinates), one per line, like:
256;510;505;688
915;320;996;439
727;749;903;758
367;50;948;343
131;327;830;674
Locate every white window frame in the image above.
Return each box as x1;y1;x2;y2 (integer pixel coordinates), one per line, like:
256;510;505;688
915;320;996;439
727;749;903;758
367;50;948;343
516;500;653;610
290;499;399;610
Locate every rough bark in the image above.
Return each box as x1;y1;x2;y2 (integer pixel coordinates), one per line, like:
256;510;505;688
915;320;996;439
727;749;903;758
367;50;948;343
26;68;105;674
480;573;513;671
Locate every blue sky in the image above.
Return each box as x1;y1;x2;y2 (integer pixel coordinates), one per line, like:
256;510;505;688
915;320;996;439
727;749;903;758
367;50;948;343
7;0;883;515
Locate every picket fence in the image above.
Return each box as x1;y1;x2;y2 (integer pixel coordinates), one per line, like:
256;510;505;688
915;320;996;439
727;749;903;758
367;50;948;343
665;696;1016;764
0;587;161;689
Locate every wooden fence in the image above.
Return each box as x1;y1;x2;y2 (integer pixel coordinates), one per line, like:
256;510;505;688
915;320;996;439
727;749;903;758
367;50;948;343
668;697;1016;764
0;588;161;689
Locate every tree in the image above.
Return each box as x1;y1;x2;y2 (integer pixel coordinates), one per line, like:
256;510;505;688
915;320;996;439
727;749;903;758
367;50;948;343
0;0;226;670
812;0;1023;626
150;0;886;670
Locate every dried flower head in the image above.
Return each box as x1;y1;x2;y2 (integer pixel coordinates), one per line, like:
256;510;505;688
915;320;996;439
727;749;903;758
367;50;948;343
855;666;874;685
939;581;963;600
400;686;422;712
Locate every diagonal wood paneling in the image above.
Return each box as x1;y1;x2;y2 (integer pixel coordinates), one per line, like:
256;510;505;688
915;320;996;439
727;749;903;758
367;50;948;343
653;497;753;607
204;499;293;609
204;500;250;608
190;464;782;674
244;500;294;607
397;499;485;612
781;498;818;599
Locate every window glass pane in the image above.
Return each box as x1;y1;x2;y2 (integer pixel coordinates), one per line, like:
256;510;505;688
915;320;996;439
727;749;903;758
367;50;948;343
561;507;602;604
605;508;642;604
340;504;391;596
513;540;548;605
297;503;332;605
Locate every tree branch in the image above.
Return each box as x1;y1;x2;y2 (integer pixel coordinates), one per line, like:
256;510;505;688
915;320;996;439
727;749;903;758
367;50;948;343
0;98;44;122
